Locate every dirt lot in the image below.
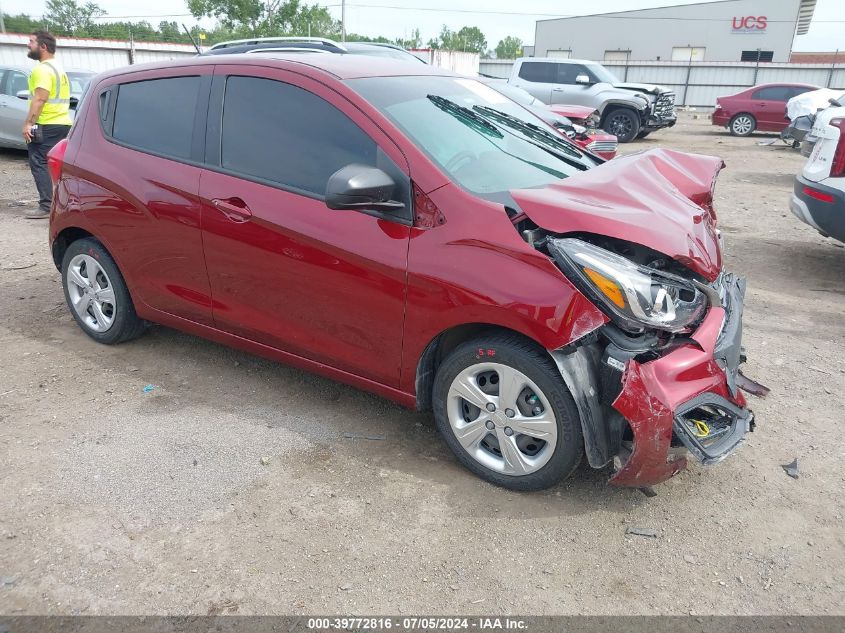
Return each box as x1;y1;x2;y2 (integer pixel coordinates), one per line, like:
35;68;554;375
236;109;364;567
0;113;843;616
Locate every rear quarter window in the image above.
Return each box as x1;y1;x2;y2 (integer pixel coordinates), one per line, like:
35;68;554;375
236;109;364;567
111;76;202;160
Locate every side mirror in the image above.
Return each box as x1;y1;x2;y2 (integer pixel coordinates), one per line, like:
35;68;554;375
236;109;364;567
325;164;404;212
575;74;591;85
16;90;30;100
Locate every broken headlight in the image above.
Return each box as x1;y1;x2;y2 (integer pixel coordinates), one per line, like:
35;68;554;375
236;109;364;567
548;238;707;334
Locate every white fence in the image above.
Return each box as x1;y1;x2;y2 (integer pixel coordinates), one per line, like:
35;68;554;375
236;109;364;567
1;34;481;77
0;33;197;73
479;58;845;107
410;49;479;76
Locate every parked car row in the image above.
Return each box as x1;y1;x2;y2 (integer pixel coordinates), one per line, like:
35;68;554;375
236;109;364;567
710;80;845;245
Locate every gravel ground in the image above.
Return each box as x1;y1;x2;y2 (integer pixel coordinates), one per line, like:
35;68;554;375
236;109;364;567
0;112;843;616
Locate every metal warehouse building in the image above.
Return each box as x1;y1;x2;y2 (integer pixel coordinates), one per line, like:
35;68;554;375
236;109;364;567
533;0;816;62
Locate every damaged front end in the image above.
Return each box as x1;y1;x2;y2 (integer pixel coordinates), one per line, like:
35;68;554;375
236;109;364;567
545;243;768;488
510;149;768;488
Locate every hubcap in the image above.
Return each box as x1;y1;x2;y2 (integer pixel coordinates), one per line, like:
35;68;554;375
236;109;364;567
66;254;116;333
447;363;558;476
733;116;753;135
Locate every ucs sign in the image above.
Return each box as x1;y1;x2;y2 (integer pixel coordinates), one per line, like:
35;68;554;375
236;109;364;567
732;15;768;31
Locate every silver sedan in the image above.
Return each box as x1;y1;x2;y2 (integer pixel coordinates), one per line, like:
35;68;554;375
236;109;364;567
0;65;94;149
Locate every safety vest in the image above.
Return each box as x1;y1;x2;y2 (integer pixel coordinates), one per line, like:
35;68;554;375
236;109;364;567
29;59;72;126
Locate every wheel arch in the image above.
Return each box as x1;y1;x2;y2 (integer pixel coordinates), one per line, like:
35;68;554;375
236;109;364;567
52;226;96;270
414;322;557;413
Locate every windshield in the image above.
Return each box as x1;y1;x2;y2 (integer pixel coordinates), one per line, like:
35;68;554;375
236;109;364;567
586;63;620;84
348;76;595;196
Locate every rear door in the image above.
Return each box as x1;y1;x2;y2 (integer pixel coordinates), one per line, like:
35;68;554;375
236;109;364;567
750;85;791;130
70;69;216;326
0;69;29;148
198;66;412;386
511;61;556;103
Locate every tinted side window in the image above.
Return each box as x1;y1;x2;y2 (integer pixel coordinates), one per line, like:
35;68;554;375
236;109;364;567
788;87;813;100
752;86;789;101
518;62;557;83
557;64;590;84
112;76;201;160
220;76;377;196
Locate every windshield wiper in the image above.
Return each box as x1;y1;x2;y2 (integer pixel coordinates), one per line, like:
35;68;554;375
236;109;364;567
471;105;588;166
427;95;503;138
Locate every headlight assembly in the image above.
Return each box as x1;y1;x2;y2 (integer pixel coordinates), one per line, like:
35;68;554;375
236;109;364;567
548;238;707;334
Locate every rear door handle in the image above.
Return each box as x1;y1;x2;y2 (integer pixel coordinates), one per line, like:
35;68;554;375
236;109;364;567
552;87;564;92
212;197;252;223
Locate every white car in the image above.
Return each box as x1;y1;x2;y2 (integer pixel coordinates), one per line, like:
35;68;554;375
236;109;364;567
790;104;845;244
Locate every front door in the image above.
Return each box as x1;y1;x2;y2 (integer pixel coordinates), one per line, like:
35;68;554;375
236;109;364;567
750;85;791;130
0;70;29;148
199;69;412;387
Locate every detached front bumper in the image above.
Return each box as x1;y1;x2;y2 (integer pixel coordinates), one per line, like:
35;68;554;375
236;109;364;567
643;115;677;131
608;274;766;488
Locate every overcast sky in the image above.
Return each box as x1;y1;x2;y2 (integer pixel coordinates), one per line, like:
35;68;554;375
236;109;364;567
2;0;843;52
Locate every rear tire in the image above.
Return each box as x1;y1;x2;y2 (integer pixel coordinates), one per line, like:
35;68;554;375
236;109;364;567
432;334;583;491
636;130;651;139
603;108;641;143
61;238;147;345
729;113;756;136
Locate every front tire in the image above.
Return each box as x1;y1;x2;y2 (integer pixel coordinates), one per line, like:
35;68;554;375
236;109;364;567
603;108;641;143
729;113;756;136
432;335;583;491
61;238;146;344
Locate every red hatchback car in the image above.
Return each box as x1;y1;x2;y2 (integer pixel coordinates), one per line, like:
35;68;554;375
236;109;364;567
47;54;768;491
712;82;819;136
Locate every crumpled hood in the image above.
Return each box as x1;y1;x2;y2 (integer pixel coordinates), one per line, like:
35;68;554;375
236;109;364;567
614;82;671;96
510;148;724;281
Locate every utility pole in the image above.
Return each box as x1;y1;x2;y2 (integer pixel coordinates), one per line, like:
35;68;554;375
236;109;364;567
341;0;346;42
0;0;6;35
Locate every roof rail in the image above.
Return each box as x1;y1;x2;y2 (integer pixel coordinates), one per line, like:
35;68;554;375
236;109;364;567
246;47;333;54
209;36;347;52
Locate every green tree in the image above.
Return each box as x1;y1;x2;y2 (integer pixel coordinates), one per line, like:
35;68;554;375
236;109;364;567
454;26;486;54
3;13;45;33
495;35;523;59
289;3;341;38
44;0;106;36
394;28;421;49
427;25;486;53
188;0;337;38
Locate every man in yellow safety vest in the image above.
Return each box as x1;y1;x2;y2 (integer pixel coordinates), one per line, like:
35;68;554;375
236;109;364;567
22;30;72;220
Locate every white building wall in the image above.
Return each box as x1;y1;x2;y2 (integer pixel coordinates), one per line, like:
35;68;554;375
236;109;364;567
534;0;805;63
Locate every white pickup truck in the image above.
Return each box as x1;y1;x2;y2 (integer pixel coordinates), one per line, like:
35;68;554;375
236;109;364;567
507;57;677;143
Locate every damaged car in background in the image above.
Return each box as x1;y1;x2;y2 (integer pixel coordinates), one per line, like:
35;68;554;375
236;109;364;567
48;56;767;492
482;80;618;160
